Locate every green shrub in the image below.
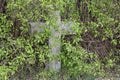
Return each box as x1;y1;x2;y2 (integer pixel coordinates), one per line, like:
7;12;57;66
0;0;119;79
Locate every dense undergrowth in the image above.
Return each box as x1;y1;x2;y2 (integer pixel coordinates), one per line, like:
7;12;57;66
0;0;120;79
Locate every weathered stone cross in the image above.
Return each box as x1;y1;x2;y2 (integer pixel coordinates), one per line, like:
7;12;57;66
30;11;75;72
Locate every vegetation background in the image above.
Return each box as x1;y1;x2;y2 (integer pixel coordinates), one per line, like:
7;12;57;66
0;0;120;79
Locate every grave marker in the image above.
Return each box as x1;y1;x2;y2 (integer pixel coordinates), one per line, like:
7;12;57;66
30;11;75;72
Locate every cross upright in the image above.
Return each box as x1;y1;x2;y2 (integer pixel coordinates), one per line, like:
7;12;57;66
30;10;75;72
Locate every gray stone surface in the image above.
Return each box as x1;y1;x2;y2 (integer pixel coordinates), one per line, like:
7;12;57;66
29;22;48;35
30;11;74;72
29;21;74;35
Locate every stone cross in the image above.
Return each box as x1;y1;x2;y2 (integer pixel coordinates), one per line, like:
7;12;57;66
30;11;75;72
